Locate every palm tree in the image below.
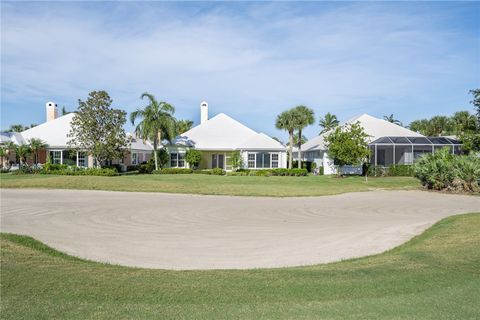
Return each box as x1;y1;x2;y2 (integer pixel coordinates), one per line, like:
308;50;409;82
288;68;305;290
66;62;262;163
8;124;26;132
5;141;17;166
428;116;452;136
28;138;48;164
293;105;315;168
318;112;339;134
452;111;477;135
383;114;403;126
291;134;307;146
130;93;176;171
0;147;6;168
275;110;297;169
408;119;430;135
175;119;194;135
16;144;31;167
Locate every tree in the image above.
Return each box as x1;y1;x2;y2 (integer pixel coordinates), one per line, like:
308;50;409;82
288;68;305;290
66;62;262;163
16;144;31;167
67;91;129;167
290;134;307;146
230;151;243;171
470;89;480;126
383;114;403;126
61;106;71;115
324;122;370;177
428;116;453;136
451;111;477;135
153;148;170;168
175;120;194;136
275;110;297;169
130;93;176;171
8;124;27;132
0;147;6;168
293;105;315;168
28;138;48;164
318;112;339;134
409;119;430;135
185;149;202;169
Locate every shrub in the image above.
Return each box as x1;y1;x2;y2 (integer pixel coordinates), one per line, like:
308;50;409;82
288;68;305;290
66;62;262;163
126;165;139;172
138;159;155;174
103;164;123;172
41;166;118;176
11;166;42;175
387;165;415;177
246;168;308;177
415;147;479;192
153;168;193;174
185;149;202;169
289;168;308;176
211;168;226;175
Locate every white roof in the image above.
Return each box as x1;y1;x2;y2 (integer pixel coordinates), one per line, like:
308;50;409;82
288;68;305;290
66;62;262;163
302;113;423;151
11;113;151;151
0;132;23;145
20;113;75;148
173;113;284;150
128;133;154;151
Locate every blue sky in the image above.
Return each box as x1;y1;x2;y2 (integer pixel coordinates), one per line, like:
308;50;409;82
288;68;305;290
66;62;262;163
1;1;479;141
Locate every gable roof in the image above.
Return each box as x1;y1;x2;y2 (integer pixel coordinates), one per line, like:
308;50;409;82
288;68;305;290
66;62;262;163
302;113;423;151
20;113;75;148
173;113;284;150
10;113;151;151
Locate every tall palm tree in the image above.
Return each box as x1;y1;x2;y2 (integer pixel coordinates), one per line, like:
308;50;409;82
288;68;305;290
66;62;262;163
293;105;315;168
275;110;297;169
318;112;339;134
5;141;17;166
452;111;477;135
383;114;403;126
0;147;6;168
130;93;176;171
28;138;48;164
428;116;452;136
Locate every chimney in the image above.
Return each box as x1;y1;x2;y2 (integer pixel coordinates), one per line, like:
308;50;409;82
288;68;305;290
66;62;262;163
46;101;58;122
200;101;208;124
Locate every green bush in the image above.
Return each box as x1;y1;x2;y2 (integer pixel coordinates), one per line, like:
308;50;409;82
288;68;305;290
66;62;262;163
211;168;226;175
185;149;202;169
126;165;139;172
153;168;193;174
415;147;479;192
245;168;308;177
387;165;415;177
11;166;42;175
138;160;155;174
41;167;118;176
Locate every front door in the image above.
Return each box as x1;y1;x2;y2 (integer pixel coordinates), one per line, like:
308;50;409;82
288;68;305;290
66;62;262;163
211;154;225;169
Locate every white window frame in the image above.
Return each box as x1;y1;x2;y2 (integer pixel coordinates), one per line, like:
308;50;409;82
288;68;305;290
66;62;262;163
76;151;87;168
131;152;138;165
49;150;63;164
247;152;280;169
271;153;279;168
170;152;186;168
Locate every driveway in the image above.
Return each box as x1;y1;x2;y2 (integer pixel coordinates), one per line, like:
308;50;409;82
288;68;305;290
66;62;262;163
1;189;479;270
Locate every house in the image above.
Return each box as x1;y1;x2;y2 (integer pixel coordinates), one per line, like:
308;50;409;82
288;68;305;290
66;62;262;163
297;113;462;175
166;102;287;170
0;102;153;168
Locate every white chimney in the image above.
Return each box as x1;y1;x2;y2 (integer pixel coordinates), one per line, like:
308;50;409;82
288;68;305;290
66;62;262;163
200;101;208;124
46;101;58;122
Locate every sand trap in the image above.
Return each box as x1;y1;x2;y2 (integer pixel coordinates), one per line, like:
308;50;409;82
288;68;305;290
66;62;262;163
1;189;478;270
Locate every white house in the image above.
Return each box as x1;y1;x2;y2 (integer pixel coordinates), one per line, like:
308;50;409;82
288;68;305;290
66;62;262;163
1;102;153;168
297;113;461;175
167;102;287;170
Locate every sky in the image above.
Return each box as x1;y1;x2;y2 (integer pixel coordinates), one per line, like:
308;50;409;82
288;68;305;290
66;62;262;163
1;1;479;141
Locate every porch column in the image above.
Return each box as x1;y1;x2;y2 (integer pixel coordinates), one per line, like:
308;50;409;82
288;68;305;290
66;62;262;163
393;144;396;167
374;144;377;166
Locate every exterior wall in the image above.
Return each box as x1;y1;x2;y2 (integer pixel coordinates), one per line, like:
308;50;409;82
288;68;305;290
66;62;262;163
323;152;336;175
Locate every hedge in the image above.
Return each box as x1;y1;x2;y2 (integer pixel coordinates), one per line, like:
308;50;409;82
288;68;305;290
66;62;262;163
153;168;193;174
228;168;308;177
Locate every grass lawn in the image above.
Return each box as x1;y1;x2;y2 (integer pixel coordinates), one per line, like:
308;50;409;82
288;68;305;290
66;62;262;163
0;173;420;196
1;213;479;319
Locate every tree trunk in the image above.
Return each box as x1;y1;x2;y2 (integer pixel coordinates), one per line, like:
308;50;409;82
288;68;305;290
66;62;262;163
297;129;302;169
153;136;159;171
288;130;294;169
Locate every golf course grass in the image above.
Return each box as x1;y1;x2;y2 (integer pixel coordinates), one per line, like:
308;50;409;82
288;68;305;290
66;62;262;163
1;213;479;319
0;174;419;196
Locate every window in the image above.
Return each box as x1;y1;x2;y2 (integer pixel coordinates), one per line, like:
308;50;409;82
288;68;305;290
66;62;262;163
248;153;255;168
170;153;178;167
77;152;87;167
49;151;62;164
271;154;279;168
170;153;185;168
132;152;138;165
178;153;185;167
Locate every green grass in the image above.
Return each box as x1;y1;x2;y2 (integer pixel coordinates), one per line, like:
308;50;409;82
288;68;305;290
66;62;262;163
0;173;419;196
1;213;479;319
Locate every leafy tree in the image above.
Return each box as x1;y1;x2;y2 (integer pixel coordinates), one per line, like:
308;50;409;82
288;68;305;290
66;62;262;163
325;122;370;176
293;105;315;168
383;114;403;126
289;134;307;146
130;93;176;171
319;112;339;134
185;149;202;169
451;111;477;135
175;120;194;136
67;91;129;167
275;110;297;169
28;138;48;164
230;151;243;171
0;147;6;168
470;89;480;126
61;106;71;115
428;116;453;136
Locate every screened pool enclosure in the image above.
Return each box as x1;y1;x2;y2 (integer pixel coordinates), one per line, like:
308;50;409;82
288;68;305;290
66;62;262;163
369;136;462;167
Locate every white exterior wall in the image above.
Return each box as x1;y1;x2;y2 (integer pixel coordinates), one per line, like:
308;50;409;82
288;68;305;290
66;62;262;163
323;152;336;175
